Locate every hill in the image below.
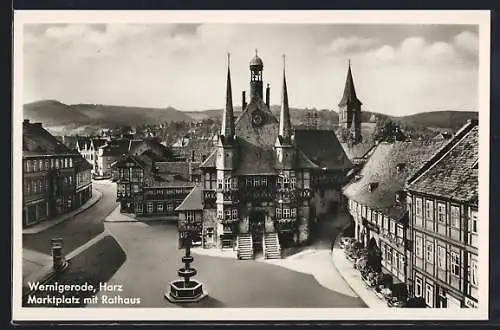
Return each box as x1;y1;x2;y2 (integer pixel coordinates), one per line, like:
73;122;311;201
393;110;478;131
23;100;193;128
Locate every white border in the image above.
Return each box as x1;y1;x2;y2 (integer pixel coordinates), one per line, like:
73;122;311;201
12;10;490;321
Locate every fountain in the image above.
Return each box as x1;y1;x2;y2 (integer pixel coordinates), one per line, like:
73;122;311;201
165;229;207;303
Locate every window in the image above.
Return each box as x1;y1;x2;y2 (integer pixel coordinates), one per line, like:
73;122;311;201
217;178;223;190
262;177;267;186
470;258;478;286
437;246;446;270
232;177;238;189
397;226;403;238
390;220;395;234
386;247;393;265
38;180;43;192
283;208;290;218
276;208;282;219
437;203;446;224
232;209;238;219
254;177;260;186
64;158;68;168
136;203;143;214
415;197;423;218
44;159;49;170
291;208;297;217
415;236;423;258
451;251;460;277
425;283;434;307
133;184;139;193
186;212;195;221
425;200;434;220
426;239;434;264
224;177;231;190
415;277;423;297
225;209;231;220
69;158;73;167
39;160;43;171
147;202;153;213
69;176;72;184
25;160;30;173
166;203;173;212
55;159;60;169
398;254;405;272
471;210;478;234
276;176;282;187
217;209;223;220
451;206;460;229
290;177;296;189
283;176;289;189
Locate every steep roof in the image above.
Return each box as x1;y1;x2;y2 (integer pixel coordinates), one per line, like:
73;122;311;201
338;62;362;107
343;140;446;215
23;121;79;157
155;161;190;182
234;98;279;175
92;138;107;149
101;140;130;157
199;149;217;168
175;185;203;211
340;141;377;163
406;120;478;204
294;129;352;170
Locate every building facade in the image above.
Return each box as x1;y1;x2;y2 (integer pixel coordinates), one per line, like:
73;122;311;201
406;120;479;308
177;53;352;259
344;140;445;297
22;120;92;227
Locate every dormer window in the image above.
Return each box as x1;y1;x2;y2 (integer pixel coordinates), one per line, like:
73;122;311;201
368;182;378;192
396;163;405;173
395;190;406;203
472;159;478;169
355;174;363;181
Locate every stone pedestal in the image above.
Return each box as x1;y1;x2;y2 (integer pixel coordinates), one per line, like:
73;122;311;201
51;238;69;272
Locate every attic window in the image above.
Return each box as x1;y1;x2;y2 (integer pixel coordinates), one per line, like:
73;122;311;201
368;182;379;192
396;163;406;173
472;159;478;169
355;174;363;181
395;190;406;203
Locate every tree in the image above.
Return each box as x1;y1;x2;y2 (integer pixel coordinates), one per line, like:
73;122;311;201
372;118;405;142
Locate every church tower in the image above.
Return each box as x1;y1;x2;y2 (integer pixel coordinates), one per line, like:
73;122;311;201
338;60;362;143
275;55;295;170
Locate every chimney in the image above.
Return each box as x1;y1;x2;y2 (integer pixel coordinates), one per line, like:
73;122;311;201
191;150;195;162
265;84;270;108
23;119;29;124
35;122;43;127
242;91;247;110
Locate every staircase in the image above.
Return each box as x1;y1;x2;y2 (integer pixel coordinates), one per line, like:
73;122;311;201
263;233;281;259
237;234;254;260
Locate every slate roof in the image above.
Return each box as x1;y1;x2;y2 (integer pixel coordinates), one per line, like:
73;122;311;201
155;161;190;182
343;140;446;218
407;121;478;204
340;141;377;163
199;149;216;168
294;129;352;170
234;98;279;175
23;121;79;157
175;185;203;211
101;140;130;157
338;63;362;107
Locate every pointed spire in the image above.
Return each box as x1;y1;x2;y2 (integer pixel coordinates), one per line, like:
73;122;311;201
338;59;362;107
279;54;292;143
221;53;235;138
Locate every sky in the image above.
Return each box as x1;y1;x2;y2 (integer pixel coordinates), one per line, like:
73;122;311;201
23;23;479;116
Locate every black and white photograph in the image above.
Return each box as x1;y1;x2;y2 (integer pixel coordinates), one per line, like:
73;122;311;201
12;10;490;321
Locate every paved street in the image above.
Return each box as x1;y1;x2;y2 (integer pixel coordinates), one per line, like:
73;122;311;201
93;215;366;308
23;181;118;255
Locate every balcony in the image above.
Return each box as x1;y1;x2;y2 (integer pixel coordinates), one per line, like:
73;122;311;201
222;191;239;203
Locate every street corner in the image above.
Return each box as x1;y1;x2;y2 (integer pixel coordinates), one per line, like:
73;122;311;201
104;206;138;223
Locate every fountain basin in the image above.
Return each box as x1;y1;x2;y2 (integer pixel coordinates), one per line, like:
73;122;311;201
177;267;197;278
165;279;207;303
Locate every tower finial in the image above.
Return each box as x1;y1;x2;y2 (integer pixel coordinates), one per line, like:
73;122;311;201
283;54;286;71
227;52;230;67
255;49;258;57
348;58;351;67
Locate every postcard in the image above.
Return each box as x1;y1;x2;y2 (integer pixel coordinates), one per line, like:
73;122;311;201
12;9;490;321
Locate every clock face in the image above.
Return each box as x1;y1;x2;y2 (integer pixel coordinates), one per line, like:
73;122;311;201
252;111;264;126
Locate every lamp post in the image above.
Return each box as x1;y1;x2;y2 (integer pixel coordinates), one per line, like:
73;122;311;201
165;221;207;303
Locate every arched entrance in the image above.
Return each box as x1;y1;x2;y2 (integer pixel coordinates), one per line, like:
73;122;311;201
367;237;382;272
249;210;265;253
